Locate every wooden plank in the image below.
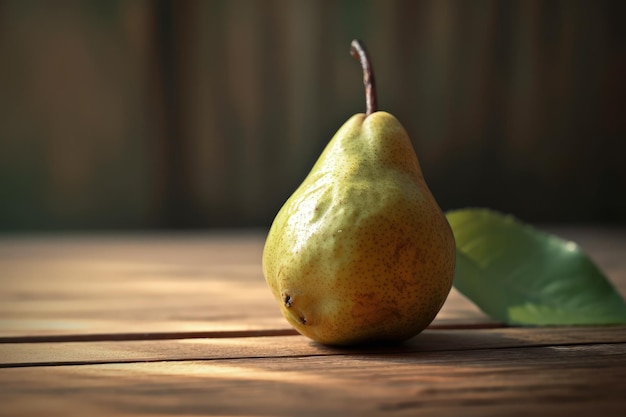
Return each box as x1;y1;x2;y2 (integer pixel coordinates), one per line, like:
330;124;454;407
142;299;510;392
0;234;490;338
1;326;625;367
1;343;624;417
1;229;625;338
0;233;291;337
0;289;491;339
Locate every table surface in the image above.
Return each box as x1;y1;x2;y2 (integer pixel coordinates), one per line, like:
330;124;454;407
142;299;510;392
1;228;625;416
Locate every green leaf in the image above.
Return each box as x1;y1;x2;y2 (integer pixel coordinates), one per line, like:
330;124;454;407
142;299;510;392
447;208;626;326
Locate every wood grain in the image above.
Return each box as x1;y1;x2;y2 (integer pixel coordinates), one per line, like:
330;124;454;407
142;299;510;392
0;233;490;339
0;230;625;417
2;229;624;339
1;343;625;417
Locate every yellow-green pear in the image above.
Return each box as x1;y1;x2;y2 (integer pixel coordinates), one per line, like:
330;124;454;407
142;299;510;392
262;40;455;345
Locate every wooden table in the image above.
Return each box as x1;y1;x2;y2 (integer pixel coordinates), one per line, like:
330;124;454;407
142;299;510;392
1;229;625;416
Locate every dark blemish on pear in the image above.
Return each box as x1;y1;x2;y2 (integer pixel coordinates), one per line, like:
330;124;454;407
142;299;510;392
299;314;307;325
283;294;293;308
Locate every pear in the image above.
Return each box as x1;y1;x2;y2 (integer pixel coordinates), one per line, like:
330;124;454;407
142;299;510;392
262;40;455;345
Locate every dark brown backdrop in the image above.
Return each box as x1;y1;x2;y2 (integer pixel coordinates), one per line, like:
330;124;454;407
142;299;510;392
0;0;624;231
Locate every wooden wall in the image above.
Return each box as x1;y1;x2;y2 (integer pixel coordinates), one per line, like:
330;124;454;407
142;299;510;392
0;0;624;230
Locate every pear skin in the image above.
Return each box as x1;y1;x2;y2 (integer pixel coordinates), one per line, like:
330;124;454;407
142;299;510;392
262;111;456;345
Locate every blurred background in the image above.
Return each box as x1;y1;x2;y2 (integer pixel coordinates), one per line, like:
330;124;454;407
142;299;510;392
0;0;624;232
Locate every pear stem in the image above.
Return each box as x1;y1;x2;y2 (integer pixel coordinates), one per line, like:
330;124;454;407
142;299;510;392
350;39;377;116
